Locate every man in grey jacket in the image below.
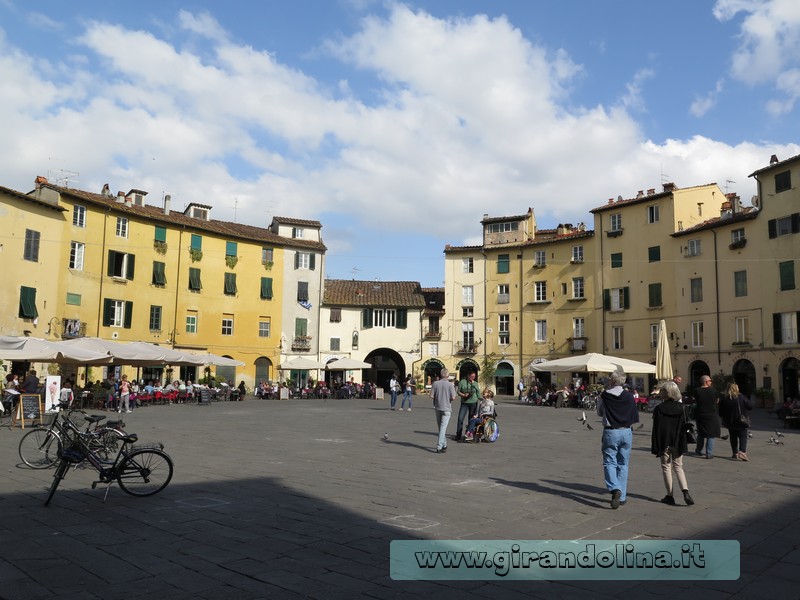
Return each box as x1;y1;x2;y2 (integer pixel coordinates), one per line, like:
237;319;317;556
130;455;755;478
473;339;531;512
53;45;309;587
430;368;456;453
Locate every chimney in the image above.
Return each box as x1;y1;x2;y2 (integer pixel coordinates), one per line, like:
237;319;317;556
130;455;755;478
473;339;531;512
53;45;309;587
636;190;644;199
662;182;676;193
116;191;125;203
647;188;655;196
163;194;171;215
124;197;133;207
770;154;779;165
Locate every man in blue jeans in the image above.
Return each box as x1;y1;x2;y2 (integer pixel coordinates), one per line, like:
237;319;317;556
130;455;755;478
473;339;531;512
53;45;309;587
430;368;456;453
596;370;639;509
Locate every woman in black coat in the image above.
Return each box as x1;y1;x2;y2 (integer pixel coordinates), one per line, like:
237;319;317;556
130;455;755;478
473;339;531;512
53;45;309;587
651;381;695;506
719;382;755;461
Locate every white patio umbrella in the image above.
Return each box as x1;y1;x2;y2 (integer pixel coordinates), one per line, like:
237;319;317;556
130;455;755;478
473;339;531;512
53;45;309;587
194;353;245;367
529;352;656;374
59;337;166;365
278;357;326;370
655;319;673;381
0;336;112;364
324;358;372;370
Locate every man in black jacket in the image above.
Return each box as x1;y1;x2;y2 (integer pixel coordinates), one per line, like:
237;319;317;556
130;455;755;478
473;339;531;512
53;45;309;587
597;370;639;509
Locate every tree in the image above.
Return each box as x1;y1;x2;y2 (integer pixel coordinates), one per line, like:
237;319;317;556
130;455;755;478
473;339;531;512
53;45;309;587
478;353;498;391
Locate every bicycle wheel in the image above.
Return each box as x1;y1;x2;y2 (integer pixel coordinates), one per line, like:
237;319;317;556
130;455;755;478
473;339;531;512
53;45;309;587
44;459;70;506
19;428;61;469
116;449;173;497
90;428;126;461
482;418;500;442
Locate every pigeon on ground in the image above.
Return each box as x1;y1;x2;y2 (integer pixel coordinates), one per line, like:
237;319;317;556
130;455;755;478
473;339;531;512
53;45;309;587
775;430;785;438
720;435;729;440
636;423;645;430
748;432;753;438
586;422;594;430
768;436;784;445
383;432;389;441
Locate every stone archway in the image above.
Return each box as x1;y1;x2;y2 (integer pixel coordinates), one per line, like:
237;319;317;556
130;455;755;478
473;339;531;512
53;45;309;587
688;360;710;391
732;359;756;397
780;357;800;402
494;360;515;395
420;358;445;387
254;357;273;385
364;347;405;391
455;358;479;381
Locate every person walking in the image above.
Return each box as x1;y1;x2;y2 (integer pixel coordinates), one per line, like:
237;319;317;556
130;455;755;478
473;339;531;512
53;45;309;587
430;368;456;453
518;379;526;402
454;371;480;441
693;375;721;459
118;374;131;413
719;382;755;461
651;381;695;506
401;374;413;411
596;370;639;509
388;373;399;410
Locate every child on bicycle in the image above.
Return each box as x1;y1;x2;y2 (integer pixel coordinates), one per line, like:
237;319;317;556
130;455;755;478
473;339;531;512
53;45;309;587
464;388;495;441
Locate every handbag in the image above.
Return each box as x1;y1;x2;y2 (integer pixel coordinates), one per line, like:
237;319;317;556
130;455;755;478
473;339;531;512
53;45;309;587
735;397;751;428
684;421;697;444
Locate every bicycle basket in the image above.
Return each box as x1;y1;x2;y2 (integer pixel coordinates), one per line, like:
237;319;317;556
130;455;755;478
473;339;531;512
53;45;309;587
58;444;85;464
41;412;59;427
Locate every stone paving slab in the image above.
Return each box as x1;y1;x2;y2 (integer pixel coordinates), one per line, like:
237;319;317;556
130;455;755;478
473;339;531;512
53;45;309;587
0;396;798;598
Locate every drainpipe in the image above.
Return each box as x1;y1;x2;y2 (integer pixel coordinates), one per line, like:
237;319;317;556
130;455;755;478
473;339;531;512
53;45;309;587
171;228;184;349
712;229;721;367
95;206;111;336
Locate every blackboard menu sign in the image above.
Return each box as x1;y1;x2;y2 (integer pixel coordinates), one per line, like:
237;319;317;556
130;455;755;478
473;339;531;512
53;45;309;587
199;388;212;405
19;394;42;428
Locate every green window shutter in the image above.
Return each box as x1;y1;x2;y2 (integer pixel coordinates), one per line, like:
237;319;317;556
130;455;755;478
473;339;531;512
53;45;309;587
603;289;610;311
124;301;133;329
497;254;510;274
19;286;38;318
260;277;273;300
779;261;795;290
103;299;113;326
189;267;202;291
611;253;622;268
294;252;300;270
648;246;660;262
191;234;202;250
623;286;630;309
154;226;167;242
226;241;237;257
295;318;307;336
397;308;408;329
126;254;135;280
773;313;782;344
309;253;316;271
362;308;373;329
224;272;237;295
107;250;117;277
152;261;166;285
297;281;309;302
649;283;662;307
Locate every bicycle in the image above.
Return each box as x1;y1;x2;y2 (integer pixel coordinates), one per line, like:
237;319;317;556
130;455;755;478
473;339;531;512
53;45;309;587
44;420;173;505
19;403;127;469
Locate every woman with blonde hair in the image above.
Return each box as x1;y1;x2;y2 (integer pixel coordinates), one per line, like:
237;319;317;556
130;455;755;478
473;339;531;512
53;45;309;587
718;382;755;461
651;381;694;505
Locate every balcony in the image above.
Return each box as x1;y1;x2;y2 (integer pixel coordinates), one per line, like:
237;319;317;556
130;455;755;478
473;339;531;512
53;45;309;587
153;240;168;254
455;340;481;354
423;327;442;340
568;337;587;352
291;335;312;351
62;319;86;339
729;238;747;250
606;228;623;238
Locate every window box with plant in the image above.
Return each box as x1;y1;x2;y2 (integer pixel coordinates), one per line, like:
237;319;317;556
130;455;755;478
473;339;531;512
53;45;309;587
154;240;168;254
189;248;203;262
225;255;239;269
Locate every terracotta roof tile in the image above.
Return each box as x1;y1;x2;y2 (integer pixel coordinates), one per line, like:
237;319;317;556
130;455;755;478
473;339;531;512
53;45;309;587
324;279;426;308
271;215;323;228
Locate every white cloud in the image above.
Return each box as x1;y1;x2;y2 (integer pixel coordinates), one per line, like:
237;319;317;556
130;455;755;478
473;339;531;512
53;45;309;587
690;79;725;117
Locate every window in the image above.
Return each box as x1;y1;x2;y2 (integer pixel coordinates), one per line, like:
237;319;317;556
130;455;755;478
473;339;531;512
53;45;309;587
103;299;132;328
462;258;473;273
297;281;309;302
292;227;304;239
66;292;81;306
735;317;750;344
462;322;475;348
330;307;342;322
534;250;546;267
224;272;237;296
611;253;622;268
462;307;473;317
648;246;661;262
462;285;474;306
152;261;166;286
572;246;584;263
487;221;519;233
186;312;198;334
605;287;629;311
497;254;510;274
149;305;162;332
373;309;397;328
535;320;547;342
116;217;128;238
188;267;202;291
534;281;547;302
779;261;795;291
497;284;510;304
690;278;703;302
768;215;799;238
731;228;745;243
259;319;271;338
190;234;202;250
295;251;315;270
107;250;135;280
610;213;622;231
691;321;705;347
499;314;510;345
612;326;624;350
647;205;660;224
155;226;167;243
69;242;85;270
687;239;701;257
648;283;662;308
572;277;585;299
221;316;234;336
295;318;308;337
734;271;747;297
19;286;38;318
573;317;585;339
73;205;86;227
262;247;274;264
330;337;341;351
24;229;40;261
650;323;659;348
774;312;798;344
260;277;273;300
429;343;439;357
226;241;238;257
775;170;791;193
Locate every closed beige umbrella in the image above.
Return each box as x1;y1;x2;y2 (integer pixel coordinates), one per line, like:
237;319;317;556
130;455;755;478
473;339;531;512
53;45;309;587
655;319;673;381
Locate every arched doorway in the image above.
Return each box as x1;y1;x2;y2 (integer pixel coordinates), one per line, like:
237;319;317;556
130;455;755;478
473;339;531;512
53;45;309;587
780;357;800;402
365;348;405;392
216;362;237;386
494;361;515;395
420;358;445;387
732;359;756;397
688;360;710;391
455;358;479;382
255;357;273;385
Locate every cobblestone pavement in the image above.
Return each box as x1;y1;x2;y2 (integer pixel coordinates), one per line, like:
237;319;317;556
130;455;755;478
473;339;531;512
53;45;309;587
1;396;798;599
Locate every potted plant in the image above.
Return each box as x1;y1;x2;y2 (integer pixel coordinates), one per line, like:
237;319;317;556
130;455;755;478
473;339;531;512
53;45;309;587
755;387;775;409
189;248;203;262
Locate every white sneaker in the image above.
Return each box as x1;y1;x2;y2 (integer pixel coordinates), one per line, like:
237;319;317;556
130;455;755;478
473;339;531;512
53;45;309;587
407;408;412;412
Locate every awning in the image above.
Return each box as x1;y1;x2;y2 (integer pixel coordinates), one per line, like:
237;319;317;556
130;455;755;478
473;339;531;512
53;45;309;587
494;368;514;377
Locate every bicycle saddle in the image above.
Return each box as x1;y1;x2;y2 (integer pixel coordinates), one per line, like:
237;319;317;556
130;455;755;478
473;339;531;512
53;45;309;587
84;415;107;423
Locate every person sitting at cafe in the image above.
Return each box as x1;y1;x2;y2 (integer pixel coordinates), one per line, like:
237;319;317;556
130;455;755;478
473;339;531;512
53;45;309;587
776;397;800;420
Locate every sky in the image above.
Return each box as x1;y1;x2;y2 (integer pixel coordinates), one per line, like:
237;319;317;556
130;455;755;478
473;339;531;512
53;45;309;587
2;0;800;287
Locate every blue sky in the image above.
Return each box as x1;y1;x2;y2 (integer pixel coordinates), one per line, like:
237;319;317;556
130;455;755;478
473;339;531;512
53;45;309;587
2;1;799;286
